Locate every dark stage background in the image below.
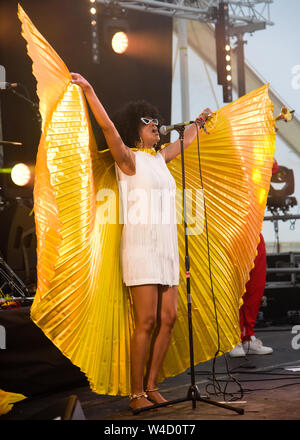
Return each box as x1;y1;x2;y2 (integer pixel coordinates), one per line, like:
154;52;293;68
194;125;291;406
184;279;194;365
0;306;88;397
0;1;173;396
0;0;173;282
0;0;173;189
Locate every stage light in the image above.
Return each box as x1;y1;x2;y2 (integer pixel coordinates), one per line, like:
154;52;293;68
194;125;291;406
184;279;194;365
223;41;232;102
102;12;129;55
215;2;232;103
111;31;128;54
267;166;298;214
11;163;31;187
88;2;99;64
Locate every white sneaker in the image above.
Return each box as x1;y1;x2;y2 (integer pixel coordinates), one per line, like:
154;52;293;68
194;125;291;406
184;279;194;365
229;343;246;357
243;336;273;355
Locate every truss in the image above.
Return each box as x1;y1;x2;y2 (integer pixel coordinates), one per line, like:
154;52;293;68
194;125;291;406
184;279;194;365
95;1;273;33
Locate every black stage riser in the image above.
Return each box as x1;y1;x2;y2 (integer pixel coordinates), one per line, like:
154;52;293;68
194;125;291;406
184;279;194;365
0;306;87;397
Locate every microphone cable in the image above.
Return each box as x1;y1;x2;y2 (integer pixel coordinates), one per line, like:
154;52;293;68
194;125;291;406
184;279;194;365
194;119;244;402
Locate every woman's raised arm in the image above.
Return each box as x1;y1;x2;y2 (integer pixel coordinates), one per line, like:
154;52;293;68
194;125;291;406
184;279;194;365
70;73;136;175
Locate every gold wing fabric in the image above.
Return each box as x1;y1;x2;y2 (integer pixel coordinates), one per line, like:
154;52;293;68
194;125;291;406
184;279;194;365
18;5;276;396
0;389;26;416
161;93;276;376
18;4;133;396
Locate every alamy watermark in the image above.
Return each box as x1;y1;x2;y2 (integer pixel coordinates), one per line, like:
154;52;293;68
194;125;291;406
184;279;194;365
291;325;300;350
1;322;300;351
291;65;300;90
96;184;205;236
0;65;6;89
0;325;6;349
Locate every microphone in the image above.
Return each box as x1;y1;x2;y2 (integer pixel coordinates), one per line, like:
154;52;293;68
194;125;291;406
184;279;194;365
0;82;19;90
159;120;194;136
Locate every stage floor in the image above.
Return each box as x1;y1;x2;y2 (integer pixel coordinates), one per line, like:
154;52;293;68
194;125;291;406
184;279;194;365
2;326;300;421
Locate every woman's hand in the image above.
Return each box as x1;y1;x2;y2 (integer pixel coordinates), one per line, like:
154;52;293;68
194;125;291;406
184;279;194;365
70;72;135;174
161;107;214;163
195;108;213;126
70;72;92;93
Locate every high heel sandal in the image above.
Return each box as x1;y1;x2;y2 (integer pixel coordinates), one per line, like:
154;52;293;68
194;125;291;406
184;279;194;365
145;387;172;406
129;392;154;413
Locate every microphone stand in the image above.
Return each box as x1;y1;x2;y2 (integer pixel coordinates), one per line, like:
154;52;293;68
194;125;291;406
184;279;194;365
133;122;244;415
8;87;41;126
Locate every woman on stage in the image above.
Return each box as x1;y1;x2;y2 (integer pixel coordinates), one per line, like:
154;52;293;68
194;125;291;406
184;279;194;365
17;5;276;418
70;72;211;411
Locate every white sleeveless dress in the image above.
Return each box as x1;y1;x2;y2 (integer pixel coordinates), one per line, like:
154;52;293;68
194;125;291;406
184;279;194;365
115;150;179;287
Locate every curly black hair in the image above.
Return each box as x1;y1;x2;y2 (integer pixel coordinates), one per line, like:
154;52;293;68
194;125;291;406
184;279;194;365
111;100;164;148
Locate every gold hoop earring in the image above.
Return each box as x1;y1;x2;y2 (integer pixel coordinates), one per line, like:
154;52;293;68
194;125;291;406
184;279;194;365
136;137;144;148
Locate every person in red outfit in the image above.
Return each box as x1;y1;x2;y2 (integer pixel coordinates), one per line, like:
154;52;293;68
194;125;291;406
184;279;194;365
230;160;279;357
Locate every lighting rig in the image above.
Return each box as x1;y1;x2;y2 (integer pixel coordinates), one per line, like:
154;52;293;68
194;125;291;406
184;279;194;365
89;0;101;63
88;0;130;63
266;108;298;219
263;109;300;287
215;2;232;102
93;1;273;102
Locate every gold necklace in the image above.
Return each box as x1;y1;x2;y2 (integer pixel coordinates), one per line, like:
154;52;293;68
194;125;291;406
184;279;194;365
131;147;157;155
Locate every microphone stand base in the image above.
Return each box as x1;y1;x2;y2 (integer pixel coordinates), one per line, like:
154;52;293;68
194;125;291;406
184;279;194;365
132;384;244;415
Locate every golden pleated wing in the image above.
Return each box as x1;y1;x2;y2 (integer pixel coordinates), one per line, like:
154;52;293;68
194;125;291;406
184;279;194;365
18;5;133;396
19;4;276;396
0;389;26;416
160;88;276;378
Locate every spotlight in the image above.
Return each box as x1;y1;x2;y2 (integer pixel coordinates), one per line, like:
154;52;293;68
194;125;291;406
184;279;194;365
267;166;298;214
111;31;128;54
103;15;129;55
90;7;97;15
11;163;31;187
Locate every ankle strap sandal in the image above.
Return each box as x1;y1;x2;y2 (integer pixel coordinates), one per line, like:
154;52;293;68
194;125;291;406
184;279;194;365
145;387;159;393
129;391;148;401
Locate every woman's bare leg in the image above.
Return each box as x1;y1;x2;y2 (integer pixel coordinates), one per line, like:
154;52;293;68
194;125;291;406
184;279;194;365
129;284;158;409
145;285;178;404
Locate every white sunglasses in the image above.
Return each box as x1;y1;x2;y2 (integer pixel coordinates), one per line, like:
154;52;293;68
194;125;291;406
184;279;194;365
140;117;159;125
